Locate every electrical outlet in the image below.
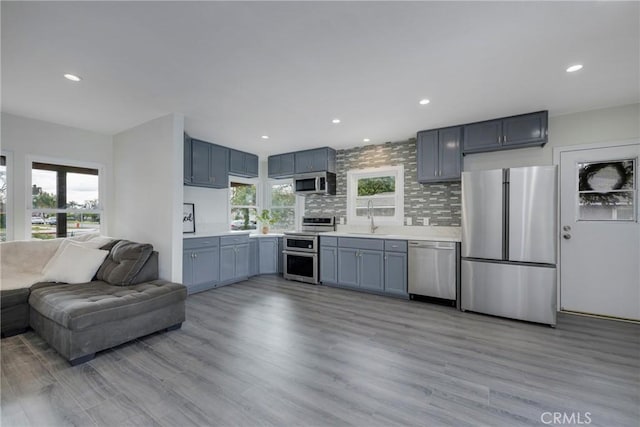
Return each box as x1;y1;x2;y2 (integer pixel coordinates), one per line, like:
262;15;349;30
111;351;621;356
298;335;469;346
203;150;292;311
405;217;412;226
423;217;430;226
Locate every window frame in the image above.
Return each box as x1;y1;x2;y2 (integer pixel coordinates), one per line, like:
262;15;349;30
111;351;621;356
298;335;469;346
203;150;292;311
228;176;260;231
1;151;13;241
575;158;637;222
26;155;107;240
346;165;404;226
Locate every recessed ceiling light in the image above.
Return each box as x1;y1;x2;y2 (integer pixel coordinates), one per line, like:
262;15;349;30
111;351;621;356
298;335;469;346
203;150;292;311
261;135;269;140
363;138;370;142
566;64;583;73
332;118;341;124
63;73;82;82
419;99;430;105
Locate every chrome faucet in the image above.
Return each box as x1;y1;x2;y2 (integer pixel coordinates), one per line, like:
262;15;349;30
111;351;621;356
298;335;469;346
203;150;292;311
367;199;378;234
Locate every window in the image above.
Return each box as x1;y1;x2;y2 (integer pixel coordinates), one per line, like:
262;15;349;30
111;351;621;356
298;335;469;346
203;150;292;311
229;179;258;230
347;166;404;226
268;180;296;231
577;159;636;221
31;162;102;239
0;155;7;241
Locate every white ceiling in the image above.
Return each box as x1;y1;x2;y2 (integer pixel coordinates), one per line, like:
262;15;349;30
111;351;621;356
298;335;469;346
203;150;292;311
2;1;638;157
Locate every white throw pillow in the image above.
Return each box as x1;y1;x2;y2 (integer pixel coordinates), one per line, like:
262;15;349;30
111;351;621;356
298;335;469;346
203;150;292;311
41;236;112;274
41;242;109;284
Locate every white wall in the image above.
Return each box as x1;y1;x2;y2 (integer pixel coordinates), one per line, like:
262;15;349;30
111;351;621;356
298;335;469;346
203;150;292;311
183;186;229;234
112;114;184;282
0;112;114;240
463;103;640;170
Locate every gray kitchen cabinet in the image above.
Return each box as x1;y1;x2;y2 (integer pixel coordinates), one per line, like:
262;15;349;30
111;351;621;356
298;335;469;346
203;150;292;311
183;237;220;294
336;237;385;290
184;134;192;184
268;153;295;178
359;250;384;291
463;111;548;154
417;126;462;183
462;120;502;153
229;149;259;178
502;112;548;148
320;236;408;298
209;144;229;188
187;139;229;189
258;238;278;274
294;147;336;174
384;240;408;297
249;239;259;277
277;237;284;274
219;235;250;284
337;247;359;287
191;139;211;186
320;236;338;284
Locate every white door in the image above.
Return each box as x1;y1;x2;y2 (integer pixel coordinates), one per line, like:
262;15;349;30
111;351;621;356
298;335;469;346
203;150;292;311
559;143;640;320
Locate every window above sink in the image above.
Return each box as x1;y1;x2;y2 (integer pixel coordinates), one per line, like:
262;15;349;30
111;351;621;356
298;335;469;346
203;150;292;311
346;165;404;226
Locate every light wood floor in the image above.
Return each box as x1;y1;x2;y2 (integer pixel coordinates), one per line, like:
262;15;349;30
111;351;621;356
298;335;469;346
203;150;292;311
2;275;639;426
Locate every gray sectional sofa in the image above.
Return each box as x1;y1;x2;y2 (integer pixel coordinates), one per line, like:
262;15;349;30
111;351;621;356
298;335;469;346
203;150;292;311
1;236;187;365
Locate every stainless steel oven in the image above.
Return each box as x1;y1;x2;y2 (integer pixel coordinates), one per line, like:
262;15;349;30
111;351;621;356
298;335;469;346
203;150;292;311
283;216;335;285
283;234;318;284
283;249;318;284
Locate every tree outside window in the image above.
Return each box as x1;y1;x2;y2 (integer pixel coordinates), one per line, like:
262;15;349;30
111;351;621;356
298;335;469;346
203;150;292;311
269;181;296;231
347;166;404;226
229;181;257;230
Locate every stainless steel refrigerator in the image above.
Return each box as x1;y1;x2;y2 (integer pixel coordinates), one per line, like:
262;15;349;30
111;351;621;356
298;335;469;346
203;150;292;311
461;166;557;326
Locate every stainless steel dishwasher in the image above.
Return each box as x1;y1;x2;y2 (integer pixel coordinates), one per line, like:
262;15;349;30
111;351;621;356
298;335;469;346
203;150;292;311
408;241;458;302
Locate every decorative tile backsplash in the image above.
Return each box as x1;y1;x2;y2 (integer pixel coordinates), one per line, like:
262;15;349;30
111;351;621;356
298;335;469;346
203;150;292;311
304;140;461;226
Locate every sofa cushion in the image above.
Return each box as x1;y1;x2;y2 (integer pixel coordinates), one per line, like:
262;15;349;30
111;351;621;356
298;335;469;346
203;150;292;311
96;241;153;286
41;243;109;284
28;280;187;331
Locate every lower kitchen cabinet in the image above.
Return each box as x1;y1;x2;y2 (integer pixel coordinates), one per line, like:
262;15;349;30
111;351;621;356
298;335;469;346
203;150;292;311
220;235;250;284
249;237;279;276
258;238;278;274
277;237;284;274
321;237;407;298
249;239;259;277
183;237;220;294
384;251;408;296
319;245;338;283
337;247;359;287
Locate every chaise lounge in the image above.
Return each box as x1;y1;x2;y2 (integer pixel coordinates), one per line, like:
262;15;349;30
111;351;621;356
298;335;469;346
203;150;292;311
1;234;187;365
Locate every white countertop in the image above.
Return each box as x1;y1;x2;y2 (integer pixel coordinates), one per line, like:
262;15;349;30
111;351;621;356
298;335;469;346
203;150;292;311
322;231;460;242
183;231;251;239
184;231;284;239
321;225;461;242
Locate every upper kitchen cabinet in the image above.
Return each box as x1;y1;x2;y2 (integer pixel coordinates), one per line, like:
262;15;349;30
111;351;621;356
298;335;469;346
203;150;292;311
294;147;336;174
268;153;295;178
188;139;229;189
417;126;462;183
229;149;259;178
184;134;192;184
463;111;548;154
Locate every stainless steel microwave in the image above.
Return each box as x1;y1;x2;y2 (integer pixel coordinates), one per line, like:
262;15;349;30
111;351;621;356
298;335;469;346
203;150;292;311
294;172;336;195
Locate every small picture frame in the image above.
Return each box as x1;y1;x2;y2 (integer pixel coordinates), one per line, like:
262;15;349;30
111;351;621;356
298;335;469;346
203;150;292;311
183;203;195;233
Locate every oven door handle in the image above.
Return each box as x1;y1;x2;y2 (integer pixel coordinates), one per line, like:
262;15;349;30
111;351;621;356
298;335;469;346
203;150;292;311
282;250;317;256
